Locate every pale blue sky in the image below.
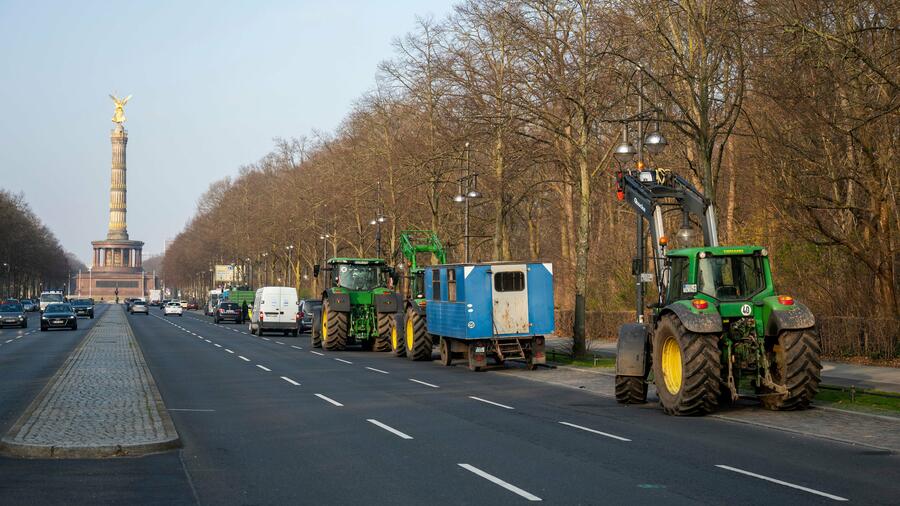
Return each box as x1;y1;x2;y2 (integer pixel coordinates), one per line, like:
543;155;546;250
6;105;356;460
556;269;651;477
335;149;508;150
0;0;452;265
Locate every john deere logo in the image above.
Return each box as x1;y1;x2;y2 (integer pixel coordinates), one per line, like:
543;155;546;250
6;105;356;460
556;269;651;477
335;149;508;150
741;304;752;316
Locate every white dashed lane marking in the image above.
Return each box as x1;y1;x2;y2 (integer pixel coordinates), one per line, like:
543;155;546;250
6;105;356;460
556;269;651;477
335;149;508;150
310;351;324;356
458;464;541;502
715;465;848;502
558;422;630;442
281;376;301;386
256;365;271;372
367;419;413;440
315;394;343;407
334;358;353;365
409;379;440;388
366;367;389;374
291;345;303;350
469;396;514;410
238;356;250;362
225;349;234;354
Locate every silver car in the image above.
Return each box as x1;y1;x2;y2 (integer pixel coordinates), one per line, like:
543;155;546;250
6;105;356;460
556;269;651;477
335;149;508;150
129;300;149;315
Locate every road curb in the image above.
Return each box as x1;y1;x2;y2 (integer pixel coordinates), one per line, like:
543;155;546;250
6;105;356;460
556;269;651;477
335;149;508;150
0;305;181;459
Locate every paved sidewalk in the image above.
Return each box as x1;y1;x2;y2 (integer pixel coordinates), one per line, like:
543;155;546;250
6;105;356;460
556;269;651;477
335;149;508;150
0;306;179;458
548;337;900;393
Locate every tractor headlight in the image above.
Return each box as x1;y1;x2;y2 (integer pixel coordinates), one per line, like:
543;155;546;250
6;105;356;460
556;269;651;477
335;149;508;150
638;170;655;183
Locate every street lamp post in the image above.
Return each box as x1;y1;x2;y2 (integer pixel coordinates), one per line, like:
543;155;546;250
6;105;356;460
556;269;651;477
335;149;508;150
368;182;388;258
453;142;482;263
285;245;295;288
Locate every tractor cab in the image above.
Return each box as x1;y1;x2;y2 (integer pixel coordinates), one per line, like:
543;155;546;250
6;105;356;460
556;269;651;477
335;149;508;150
320;258;392;293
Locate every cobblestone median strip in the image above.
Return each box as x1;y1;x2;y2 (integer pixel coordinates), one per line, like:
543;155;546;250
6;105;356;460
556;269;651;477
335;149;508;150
0;306;180;458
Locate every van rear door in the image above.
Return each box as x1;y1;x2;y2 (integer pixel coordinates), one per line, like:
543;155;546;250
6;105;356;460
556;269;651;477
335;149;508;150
263;288;281;320
279;288;298;323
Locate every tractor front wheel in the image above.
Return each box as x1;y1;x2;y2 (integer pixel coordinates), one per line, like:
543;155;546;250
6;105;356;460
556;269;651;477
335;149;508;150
321;299;348;351
404;307;431;361
615;376;648;404
652;314;721;416
310;311;322;348
374;313;393;352
390;313;405;357
758;329;821;410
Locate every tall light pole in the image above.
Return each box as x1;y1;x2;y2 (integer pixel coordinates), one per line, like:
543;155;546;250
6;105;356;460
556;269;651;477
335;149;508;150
368;181;388;258
285;245;295;288
453;142;482;263
88;266;92;299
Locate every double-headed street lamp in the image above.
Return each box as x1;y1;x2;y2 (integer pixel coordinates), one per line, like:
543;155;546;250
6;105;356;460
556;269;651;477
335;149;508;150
369;181;389;258
453;142;483;263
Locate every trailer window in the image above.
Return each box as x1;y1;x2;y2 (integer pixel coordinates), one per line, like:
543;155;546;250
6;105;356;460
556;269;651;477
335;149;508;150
432;271;442;301
494;271;525;292
447;269;457;302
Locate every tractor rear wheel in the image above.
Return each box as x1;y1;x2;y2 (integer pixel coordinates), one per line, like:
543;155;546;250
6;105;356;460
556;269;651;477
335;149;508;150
310;311;322;348
390;313;405;357
758;329;822;410
652;314;721;416
615;376;648;404
439;337;452;366
404;307;431;361
374;313;392;352
321;299;348;351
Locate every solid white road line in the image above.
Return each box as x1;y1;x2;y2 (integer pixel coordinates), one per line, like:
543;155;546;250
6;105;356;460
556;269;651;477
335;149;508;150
311;351;324;356
315;393;343;407
291;345;303;350
281;376;301;386
715;465;848;502
366;367;389;374
225;349;234;354
238;356;250;362
469;396;514;410
458;464;541;502
214;343;222;348
558;422;631;442
334;358;353;364
256;365;271;372
367;419;413;439
409;378;440;388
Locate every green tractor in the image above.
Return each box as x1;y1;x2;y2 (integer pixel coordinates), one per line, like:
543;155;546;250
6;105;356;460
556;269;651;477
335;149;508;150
614;169;821;415
389;230;447;361
311;258;401;352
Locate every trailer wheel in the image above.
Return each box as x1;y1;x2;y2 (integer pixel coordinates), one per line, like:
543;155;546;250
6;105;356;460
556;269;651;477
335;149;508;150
439;337;452;366
374;313;392;352
404;307;431;361
758;329;821;410
652;314;721;416
390;313;405;357
321;299;348;351
614;376;648;404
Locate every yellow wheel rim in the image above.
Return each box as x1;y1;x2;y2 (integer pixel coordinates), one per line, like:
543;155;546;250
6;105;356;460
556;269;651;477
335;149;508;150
661;336;683;394
391;324;398;350
406;317;414;351
321;307;328;342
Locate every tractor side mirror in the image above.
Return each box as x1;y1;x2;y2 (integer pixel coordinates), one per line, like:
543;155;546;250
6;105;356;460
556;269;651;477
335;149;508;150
313;265;320;278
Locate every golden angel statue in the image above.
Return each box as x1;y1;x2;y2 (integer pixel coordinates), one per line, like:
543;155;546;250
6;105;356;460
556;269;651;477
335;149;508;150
109;94;132;124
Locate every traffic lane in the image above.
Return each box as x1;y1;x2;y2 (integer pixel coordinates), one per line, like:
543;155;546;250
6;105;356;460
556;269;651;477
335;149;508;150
132;312;522;505
177;323;897;505
0;304;108;432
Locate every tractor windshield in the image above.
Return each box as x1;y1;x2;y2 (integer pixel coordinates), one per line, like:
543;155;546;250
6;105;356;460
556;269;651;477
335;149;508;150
697;255;765;301
336;264;383;291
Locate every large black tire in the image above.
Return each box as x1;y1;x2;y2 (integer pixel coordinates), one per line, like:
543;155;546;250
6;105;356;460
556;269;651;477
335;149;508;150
374;313;393;352
758;329;822;410
652;314;721;416
615;375;648;404
311;311;322;348
321;299;348;351
404;307;431;361
390;313;405;357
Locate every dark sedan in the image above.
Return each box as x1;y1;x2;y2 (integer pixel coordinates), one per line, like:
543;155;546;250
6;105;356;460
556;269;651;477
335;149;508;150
0;302;27;328
298;299;322;333
41;303;78;331
71;298;95;318
213;302;243;324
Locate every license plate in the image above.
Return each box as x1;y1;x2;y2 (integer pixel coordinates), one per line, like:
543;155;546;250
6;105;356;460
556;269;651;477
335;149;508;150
226;310;235;314
52;319;64;324
3;319;16;324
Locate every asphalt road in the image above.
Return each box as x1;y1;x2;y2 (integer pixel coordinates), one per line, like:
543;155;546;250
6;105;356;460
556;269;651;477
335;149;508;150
1;306;898;505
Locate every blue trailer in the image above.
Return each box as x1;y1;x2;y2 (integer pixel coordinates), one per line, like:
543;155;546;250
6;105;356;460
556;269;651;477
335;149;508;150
424;262;554;371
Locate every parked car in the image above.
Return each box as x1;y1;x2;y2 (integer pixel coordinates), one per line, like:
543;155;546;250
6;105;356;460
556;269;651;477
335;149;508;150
21;300;36;312
0;302;27;328
297;299;322;333
250;286;299;337
213;301;243;324
41;303;77;331
164;301;183;317
187;301;199;310
71;298;95;318
130;300;149;315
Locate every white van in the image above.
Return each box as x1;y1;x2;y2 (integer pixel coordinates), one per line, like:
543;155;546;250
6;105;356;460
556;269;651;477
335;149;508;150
250;286;299;337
